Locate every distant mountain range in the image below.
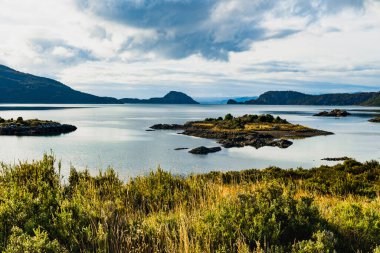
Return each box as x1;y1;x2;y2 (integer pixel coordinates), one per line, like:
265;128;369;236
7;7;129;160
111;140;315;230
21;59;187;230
1;64;379;106
120;91;199;104
0;65;120;104
228;91;380;106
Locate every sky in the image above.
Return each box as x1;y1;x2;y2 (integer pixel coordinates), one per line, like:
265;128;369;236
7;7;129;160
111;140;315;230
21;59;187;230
0;0;380;99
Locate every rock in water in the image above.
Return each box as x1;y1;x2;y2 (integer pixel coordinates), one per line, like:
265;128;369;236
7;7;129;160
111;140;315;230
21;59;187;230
322;157;351;161
150;124;184;130
189;146;222;155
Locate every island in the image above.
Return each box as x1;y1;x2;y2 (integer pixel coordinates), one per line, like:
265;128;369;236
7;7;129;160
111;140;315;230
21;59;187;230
150;114;333;153
314;109;351;117
0;117;77;136
369;117;380;123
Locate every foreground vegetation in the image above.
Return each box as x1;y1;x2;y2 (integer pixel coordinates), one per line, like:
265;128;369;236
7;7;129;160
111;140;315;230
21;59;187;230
0;155;379;252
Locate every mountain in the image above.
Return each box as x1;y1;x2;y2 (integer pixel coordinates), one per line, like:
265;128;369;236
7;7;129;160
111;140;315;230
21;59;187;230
196;96;258;104
361;93;380;106
0;65;121;104
228;91;380;106
120;91;199;104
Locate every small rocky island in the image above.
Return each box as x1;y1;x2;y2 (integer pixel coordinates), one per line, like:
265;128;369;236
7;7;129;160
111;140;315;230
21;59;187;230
369;117;380;123
150;114;333;154
0;117;77;136
314;109;351;117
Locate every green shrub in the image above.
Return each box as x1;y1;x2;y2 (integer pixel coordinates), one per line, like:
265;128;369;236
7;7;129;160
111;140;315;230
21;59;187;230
0;155;378;252
4;227;67;253
204;184;323;252
224;113;234;121
292;230;337;253
126;168;192;214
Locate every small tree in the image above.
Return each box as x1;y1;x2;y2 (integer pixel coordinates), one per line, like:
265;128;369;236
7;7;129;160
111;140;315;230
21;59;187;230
224;114;233;121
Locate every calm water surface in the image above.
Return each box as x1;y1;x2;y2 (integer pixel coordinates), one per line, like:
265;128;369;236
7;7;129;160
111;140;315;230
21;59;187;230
0;104;379;179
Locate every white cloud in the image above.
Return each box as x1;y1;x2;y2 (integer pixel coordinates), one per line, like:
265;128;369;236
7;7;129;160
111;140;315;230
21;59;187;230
0;0;379;98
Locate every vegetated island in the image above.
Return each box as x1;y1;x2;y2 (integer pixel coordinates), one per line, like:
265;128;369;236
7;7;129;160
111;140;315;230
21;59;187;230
314;109;351;117
0;117;77;136
0;154;378;252
150;114;333;153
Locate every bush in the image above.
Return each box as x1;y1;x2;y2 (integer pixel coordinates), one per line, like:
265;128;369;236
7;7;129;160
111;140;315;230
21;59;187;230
204;184;323;252
224;113;234;121
0;155;378;252
292;230;336;253
126;168;192;214
4;227;68;253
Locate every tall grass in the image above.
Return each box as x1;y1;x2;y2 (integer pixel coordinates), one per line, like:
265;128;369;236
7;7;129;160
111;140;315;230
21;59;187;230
0;154;379;252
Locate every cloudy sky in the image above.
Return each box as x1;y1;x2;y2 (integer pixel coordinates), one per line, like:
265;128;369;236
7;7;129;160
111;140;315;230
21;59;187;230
0;0;380;98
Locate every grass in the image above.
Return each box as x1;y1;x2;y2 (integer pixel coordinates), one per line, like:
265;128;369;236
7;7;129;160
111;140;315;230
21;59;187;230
191;114;312;133
244;123;310;131
0;155;379;252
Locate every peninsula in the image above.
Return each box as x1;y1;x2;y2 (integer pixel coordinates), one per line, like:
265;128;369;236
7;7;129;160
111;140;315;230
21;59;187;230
0;65;121;104
227;91;380;106
0;117;77;136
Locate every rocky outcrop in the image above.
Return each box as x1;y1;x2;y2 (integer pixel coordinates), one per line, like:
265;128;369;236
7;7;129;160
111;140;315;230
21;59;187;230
321;157;351;161
150;124;184;130
189;146;222;155
369;117;380;123
0;122;77;136
314;109;351;117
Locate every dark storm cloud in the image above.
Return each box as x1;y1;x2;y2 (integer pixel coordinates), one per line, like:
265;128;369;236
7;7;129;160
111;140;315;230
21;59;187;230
75;0;366;60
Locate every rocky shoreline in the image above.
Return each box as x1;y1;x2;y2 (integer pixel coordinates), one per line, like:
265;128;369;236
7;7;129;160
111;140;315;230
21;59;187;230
369;117;380;123
0;117;77;136
150;114;333;153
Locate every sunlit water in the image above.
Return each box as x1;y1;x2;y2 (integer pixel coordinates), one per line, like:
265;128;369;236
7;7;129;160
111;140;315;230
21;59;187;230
0;104;379;179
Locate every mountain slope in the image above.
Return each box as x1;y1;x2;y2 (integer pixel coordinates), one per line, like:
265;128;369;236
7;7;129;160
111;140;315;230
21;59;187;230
120;91;199;104
0;65;120;104
237;91;380;106
361;93;380;106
